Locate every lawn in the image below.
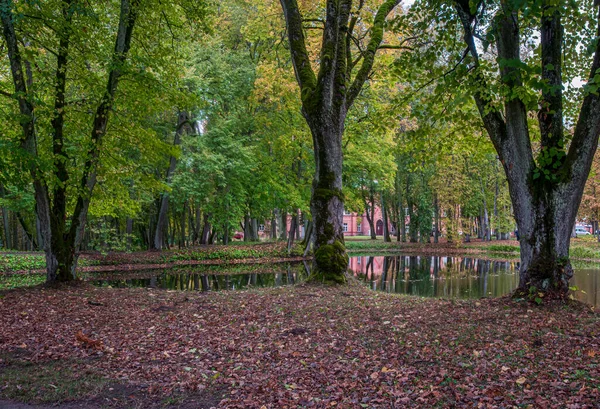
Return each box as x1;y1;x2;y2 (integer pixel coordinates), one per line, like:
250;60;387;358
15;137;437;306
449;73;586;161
0;280;598;408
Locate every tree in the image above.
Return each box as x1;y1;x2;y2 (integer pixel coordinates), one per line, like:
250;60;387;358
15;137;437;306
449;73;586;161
0;0;208;281
399;0;600;298
279;0;401;283
452;0;600;298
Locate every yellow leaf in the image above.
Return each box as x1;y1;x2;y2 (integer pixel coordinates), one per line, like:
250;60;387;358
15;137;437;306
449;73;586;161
516;377;527;385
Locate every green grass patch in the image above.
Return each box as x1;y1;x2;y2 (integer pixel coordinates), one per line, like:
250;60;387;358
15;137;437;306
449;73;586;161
0;253;46;273
345;240;403;251
168;244;304;262
0;273;45;290
570;246;600;259
0;354;109;404
484;245;520;253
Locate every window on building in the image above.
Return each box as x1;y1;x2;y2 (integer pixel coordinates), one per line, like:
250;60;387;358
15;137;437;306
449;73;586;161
357;256;361;264
258;224;265;231
343;223;348;232
343;209;352;215
357;223;361;232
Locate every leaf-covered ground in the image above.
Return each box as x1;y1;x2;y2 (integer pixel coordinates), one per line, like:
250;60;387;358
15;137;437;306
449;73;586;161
0;280;598;408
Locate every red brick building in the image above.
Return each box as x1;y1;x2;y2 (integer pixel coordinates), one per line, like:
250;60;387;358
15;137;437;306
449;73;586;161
248;206;395;240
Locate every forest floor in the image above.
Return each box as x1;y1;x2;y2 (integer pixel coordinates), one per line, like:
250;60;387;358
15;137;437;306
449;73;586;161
0;279;598;408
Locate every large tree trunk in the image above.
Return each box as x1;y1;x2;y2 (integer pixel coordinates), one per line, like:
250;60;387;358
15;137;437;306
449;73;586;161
304;118;348;283
281;0;400;284
454;0;600;298
516;193;574;295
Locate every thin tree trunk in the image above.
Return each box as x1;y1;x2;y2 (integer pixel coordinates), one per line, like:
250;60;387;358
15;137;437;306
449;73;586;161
382;193;391;242
154;111;190;250
434;193;439;243
243;214;251;242
271;209;278;239
280;211;288;240
287;213;297;253
251;218;259;241
126;217;133;250
364;192;376;240
200;213;211;245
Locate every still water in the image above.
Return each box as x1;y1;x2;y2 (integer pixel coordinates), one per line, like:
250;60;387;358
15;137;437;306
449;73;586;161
349;255;600;307
89;256;600;307
90;262;309;292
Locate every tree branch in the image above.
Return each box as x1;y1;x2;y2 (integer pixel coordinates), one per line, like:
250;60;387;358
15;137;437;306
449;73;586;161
279;0;317;103
346;0;401;109
565;4;600;192
538;0;563;149
69;0;140;245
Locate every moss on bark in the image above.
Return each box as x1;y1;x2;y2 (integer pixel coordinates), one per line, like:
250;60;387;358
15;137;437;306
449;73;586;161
309;239;348;284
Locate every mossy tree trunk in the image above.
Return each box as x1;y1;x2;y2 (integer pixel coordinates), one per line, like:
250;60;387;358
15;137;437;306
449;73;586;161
455;0;600;299
280;0;400;283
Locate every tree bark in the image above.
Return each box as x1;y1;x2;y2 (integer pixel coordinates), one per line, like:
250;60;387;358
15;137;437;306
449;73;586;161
433;193;439;243
280;0;400;283
280;211;288;240
200;213;211;245
1;0;140;281
382;193;391;242
271;209;278;239
454;0;600;298
154;111;191;249
364;190;377;240
287;215;297;253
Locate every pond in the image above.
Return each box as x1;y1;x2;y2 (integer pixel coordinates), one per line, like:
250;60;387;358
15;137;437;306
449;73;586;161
90;262;309;292
88;255;600;307
348;255;600;307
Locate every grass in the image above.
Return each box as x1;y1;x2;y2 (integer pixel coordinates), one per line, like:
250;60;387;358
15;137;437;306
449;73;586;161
0;253;46;273
570;246;600;259
0;253;100;274
0;273;45;290
483;244;520;253
345;240;403;251
0;354;108;404
167;245;304;262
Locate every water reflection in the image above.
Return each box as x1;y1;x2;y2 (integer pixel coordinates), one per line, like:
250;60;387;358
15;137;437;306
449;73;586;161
90;262;307;292
88;256;600;308
349;255;600;307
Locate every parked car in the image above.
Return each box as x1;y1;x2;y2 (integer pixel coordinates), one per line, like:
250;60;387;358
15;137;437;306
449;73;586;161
575;227;591;236
233;233;244;239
